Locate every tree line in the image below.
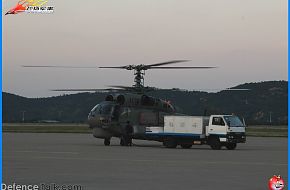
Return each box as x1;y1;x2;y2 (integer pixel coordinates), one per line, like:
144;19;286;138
3;81;287;125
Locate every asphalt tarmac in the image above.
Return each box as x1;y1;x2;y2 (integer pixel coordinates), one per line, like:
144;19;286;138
3;133;288;190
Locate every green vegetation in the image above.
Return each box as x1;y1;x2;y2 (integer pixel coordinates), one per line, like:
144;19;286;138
3;81;288;125
2;123;287;137
246;126;288;137
2;123;91;133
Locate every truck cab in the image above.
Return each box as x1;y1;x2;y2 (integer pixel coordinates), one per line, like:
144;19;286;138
207;115;246;149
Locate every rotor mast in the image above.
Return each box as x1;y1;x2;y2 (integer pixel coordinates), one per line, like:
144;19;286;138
134;68;145;88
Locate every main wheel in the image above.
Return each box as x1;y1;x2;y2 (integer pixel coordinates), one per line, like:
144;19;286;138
120;138;125;146
180;144;192;149
163;138;177;148
104;138;110;146
209;136;221;150
225;143;237;150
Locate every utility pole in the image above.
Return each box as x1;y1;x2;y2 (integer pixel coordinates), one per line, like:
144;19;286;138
22;111;26;123
58;111;63;121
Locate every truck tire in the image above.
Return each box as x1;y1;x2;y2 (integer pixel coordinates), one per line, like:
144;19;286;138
225;143;237;150
209;136;221;150
180;144;192;149
163;138;177;148
104;138;110;146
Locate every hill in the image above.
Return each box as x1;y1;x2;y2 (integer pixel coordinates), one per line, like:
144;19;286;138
3;81;288;125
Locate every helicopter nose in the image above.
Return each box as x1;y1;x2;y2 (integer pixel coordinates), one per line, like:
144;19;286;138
99;117;112;127
88;113;112;128
88;114;98;126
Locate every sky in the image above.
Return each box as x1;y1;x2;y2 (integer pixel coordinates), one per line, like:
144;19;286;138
3;0;288;98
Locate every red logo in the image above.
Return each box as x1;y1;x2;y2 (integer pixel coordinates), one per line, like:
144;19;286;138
5;0;53;15
268;175;285;190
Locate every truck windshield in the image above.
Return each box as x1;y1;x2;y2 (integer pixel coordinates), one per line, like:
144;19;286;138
224;116;244;127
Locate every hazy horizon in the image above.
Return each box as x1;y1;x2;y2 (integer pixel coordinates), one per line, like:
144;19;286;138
3;0;287;98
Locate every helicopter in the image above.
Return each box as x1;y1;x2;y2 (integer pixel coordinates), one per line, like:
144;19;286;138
87;60;216;146
24;60;216;145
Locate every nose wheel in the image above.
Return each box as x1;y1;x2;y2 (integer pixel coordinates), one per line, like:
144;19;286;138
104;138;111;146
120;137;125;146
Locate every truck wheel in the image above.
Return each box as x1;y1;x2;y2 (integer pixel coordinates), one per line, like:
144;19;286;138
163;138;177;148
104;138;110;146
225;143;237;150
209;137;221;150
180;144;192;149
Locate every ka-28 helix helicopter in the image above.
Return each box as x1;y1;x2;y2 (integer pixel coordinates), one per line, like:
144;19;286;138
24;60;246;147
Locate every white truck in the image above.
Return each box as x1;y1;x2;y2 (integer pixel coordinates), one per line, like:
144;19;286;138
145;115;246;150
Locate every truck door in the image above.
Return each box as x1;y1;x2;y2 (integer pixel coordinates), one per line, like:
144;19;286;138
208;117;227;136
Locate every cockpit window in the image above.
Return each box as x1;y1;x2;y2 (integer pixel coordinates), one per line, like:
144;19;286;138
101;105;114;114
91;104;99;112
90;103;114;115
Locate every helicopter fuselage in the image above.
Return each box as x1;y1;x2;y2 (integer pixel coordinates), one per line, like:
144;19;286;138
87;93;177;140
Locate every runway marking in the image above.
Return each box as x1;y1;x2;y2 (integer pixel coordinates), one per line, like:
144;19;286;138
24;156;287;167
13;150;79;155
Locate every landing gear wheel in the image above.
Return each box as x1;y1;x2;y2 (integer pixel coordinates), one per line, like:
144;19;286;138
180;144;192;149
209;137;221;150
104;138;111;146
120;138;125;146
225;143;237;150
163;138;177;148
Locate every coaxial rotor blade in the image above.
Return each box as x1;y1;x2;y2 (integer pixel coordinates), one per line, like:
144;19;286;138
146;60;190;67
175;88;250;92
149;66;216;69
50;88;125;92
99;60;193;70
22;65;98;68
107;85;133;89
108;85;147;92
99;66;127;69
194;88;250;91
223;88;250;91
107;85;159;92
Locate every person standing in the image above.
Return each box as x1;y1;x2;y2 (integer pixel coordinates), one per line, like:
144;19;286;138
124;121;134;146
